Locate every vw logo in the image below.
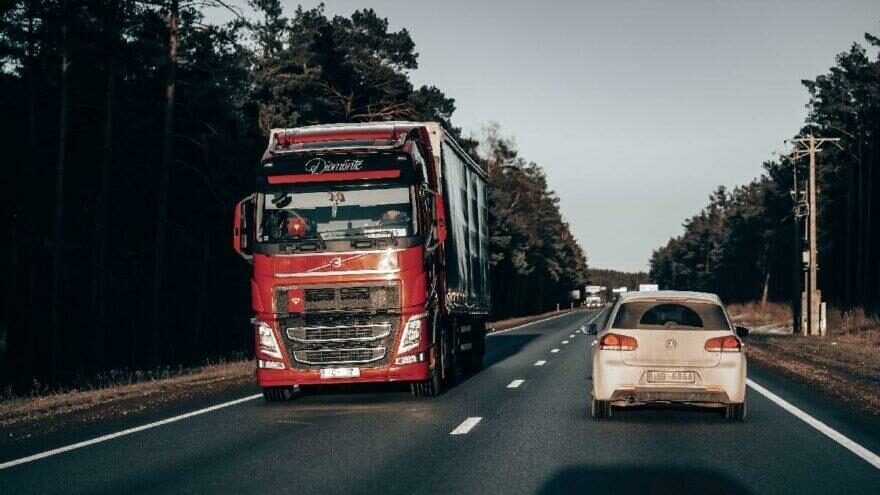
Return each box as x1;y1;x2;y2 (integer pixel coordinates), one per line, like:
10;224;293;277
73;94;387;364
665;339;677;350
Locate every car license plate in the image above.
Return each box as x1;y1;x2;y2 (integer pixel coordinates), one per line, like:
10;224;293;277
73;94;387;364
320;367;360;379
648;371;695;383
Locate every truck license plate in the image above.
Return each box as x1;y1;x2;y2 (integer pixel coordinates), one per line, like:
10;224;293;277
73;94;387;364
320;368;360;379
648;371;695;383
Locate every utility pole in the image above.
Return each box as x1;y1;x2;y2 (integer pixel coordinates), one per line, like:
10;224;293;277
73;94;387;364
786;135;839;337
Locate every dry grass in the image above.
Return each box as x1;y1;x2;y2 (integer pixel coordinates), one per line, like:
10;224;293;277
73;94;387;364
740;303;880;416
726;302;793;334
0;360;254;430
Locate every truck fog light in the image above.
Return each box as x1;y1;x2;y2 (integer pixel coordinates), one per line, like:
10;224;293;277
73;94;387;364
256;320;283;359
398;313;428;355
258;359;285;370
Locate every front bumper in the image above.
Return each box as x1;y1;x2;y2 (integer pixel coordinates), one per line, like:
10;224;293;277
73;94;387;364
257;360;431;387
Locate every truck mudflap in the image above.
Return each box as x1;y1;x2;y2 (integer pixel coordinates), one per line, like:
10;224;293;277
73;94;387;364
256;361;431;387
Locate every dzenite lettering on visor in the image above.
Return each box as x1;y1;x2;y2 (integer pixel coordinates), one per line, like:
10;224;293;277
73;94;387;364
304;158;364;174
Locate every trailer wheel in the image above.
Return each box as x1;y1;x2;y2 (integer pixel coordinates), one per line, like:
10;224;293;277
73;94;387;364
443;324;462;386
262;386;294;402
467;321;486;373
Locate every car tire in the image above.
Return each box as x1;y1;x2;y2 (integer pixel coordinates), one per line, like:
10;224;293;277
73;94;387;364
591;396;612;419
262;386;294;402
725;399;747;421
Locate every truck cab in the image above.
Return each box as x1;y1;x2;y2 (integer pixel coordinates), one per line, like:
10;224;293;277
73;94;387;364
234;122;489;400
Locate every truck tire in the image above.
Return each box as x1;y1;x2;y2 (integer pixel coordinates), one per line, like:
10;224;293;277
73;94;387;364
591;396;612;419
464;321;486;374
262;386;294;402
725;399;747;421
410;368;441;397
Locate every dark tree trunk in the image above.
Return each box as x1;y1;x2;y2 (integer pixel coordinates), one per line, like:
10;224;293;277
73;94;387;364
92;53;116;361
150;0;179;364
49;2;69;378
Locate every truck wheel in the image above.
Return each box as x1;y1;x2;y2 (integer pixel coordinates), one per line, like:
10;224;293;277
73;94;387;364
725;400;747;421
410;368;441;397
591;396;612;419
262;386;294;402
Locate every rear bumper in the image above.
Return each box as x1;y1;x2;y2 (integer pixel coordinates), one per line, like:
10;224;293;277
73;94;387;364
256;361;430;387
592;350;746;404
607;387;731;405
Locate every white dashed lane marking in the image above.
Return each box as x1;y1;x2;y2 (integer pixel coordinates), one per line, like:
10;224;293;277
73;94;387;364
535;360;546;366
551;349;560;353
450;417;482;435
507;380;525;389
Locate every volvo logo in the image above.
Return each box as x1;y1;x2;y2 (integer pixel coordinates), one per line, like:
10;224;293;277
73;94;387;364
665;339;677;350
330;257;343;269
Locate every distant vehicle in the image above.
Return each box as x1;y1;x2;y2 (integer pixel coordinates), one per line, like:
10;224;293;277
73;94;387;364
588;290;748;420
638;284;659;291
584;296;603;308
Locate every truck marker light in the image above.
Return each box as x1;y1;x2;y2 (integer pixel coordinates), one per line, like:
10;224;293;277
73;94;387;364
395;352;427;365
256;321;283;359
257;360;285;370
398;312;428;355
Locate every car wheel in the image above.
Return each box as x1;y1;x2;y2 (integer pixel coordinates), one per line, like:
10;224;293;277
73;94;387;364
591;396;612;420
262;386;294;402
725;399;747;421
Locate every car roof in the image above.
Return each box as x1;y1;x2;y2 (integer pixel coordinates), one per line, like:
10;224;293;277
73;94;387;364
616;290;722;304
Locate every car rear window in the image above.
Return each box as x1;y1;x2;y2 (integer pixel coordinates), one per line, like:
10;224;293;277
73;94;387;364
611;301;730;330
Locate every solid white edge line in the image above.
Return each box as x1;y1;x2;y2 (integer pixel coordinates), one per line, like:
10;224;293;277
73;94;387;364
450;417;482;435
0;393;263;470
746;378;880;470
534;360;547;366
507;379;525;389
488;309;588;336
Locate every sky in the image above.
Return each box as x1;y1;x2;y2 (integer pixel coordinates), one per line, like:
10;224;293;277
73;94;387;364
214;0;880;272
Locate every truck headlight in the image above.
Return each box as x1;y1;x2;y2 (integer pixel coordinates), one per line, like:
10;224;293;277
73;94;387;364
256;320;283;359
398;312;428;355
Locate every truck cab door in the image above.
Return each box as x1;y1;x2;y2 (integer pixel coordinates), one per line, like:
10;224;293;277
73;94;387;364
234;195;255;263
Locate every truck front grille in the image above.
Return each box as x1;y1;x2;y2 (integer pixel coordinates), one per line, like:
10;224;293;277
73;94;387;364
280;313;399;370
287;323;391;343
292;347;385;365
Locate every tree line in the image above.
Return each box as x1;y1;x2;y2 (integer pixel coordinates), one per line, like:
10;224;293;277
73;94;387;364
0;1;586;392
650;29;880;316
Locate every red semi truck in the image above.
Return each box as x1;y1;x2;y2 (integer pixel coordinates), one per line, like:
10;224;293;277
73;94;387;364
233;122;491;400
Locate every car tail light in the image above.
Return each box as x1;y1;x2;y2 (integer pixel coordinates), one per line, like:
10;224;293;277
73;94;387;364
705;335;742;353
598;333;638;351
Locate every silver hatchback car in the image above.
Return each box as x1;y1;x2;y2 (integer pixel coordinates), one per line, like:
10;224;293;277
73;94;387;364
589;291;748;420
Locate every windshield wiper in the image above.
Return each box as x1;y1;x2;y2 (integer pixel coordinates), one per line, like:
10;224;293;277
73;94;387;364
360;229;398;246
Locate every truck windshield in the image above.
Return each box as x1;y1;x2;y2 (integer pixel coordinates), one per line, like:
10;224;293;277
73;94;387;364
257;184;417;243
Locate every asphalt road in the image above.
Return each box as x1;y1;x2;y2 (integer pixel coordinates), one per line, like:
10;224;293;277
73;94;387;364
2;310;879;494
